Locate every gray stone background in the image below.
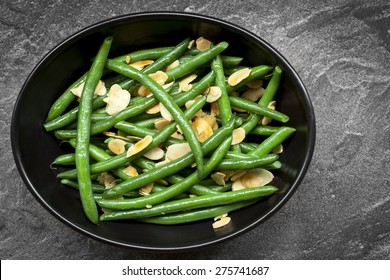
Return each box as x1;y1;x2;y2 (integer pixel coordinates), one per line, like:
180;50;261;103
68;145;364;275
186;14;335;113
1;0;389;259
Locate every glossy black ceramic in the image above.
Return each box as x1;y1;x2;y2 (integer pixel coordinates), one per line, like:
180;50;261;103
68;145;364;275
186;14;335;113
11;12;315;251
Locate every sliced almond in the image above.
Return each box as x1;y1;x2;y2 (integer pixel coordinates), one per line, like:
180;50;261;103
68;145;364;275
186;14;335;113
103;84;131;115
246;79;263;89
102;131;130;142
219;170;235;181
146;204;153;209
162;81;174;90
210;102;220;116
71;80;106;98
144;147;164;160
107;139;127;155
272;144;283;154
97;172;116;189
154;118;171;130
232;179;246;191
139;183;154;196
188;39;195;49
241;87;265;102
159;102;173;121
149;71;169;85
128;60;154;70
138;85;150;97
211;172;226;186
155;159;171;167
240;168;274;188
192;117;213;143
185;98;205;117
196;36;211;51
261;101;276;125
126;135;143;142
166;142;191;161
214;213;228;221
227;68;251;86
202;115;218;131
171;131;184;140
126;135;153;157
232;127;246;145
230;170;247;182
125;56;131;64
179;74;197;92
166;59;180;70
123;165;138;177
212;216;231;229
146;103;160;114
205;86;222;103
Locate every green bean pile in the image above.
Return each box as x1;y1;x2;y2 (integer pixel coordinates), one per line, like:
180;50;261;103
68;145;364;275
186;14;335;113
45;36;295;227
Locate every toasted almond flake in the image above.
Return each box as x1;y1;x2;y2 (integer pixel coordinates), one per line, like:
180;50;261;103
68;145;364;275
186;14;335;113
166;59;180;70
123;165;138;177
146;103;160;114
128;60;154;70
166;143;191;161
196;36;211;51
261;101;276;125
103;131;130;142
154;118;171;130
125;56;131;64
162;81;174;89
139;183;154;196
146;204;153;209
155;159;171;167
126;135;153;157
185;99;205;117
272;144;283;154
232;179;246;191
138;85;150;97
241;87;265;102
210;103;219;117
71;80;106;98
176;124;183;134
202;115;218;131
211;172;226;186
230;170;246;181
179;74;197;92
189;194;197;198
144;147;164;160
219;170;235;181
214;213;228;221
107;139;127;155
126;135;143;142
205;86;222;103
171;131;184;140
97;172;116;189
227;68;251;86
192;117;213;143
212;216;231;229
159;102;173;121
188;40;195;49
232;127;246;145
246;79;263;89
150;71;169;85
240;168;274;188
103;84;131;115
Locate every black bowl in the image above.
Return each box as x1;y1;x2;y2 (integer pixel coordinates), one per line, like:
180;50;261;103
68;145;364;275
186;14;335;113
11;12;315;251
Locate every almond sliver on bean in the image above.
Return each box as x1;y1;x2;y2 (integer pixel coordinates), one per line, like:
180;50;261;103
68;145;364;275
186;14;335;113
71;80;106;98
103;84;131;115
107;139;127;155
246;79;263;89
261;101;276;125
202;115;218;131
144;147;164;160
97;172;116;189
232;178;246;191
211;172;226;186
166;143;191;161
123;165;138;177
159;102;173;121
146;103;160;114
210;102;220;116
154;118;171;130
205;86;222;103
240;168;274;188
212;216;231;229
241;87;265;102
166;59;180;70
188;39;195;49
196;36;211;51
139;183;154;196
214;213;228;221
125;56;131;64
138;71;169;96
128;60;154;70
192;117;213;143
230;170;246;181
227;68;251;86
179;74;197;92
232;127;246;145
126;135;153;157
272;144;283;154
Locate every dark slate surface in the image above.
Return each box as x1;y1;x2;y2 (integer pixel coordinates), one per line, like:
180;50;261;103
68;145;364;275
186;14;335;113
1;0;389;259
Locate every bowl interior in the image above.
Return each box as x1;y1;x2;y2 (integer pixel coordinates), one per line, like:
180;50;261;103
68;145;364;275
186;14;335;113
12;12;315;250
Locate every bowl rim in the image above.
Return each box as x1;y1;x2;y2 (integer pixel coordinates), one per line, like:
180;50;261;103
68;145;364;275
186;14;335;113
11;11;316;251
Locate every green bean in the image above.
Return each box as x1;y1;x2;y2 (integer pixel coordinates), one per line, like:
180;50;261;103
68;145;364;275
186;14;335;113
101;117;235;198
75;36;112;224
97;135;233;210
249;126;296;157
212;55;231;125
263;160;282;170
165;174;220;196
226;65;274;93
241;66;283;134
138;199;258;225
100;186;277;219
105;59;205;178
165;42;228;81
228;95;289;123
248;125;280;136
215;154;278;170
52;153;76;165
